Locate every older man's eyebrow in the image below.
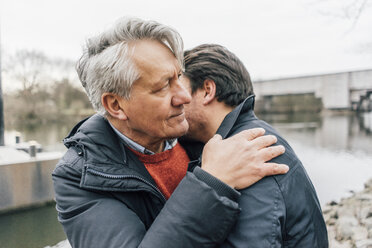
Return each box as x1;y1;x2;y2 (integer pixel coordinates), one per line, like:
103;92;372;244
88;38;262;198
150;67;183;87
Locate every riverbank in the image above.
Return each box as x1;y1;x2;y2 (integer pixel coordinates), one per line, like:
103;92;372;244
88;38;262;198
323;178;372;248
47;178;372;248
0;147;62;213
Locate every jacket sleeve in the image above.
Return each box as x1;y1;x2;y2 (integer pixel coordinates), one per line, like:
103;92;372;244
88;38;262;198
53;164;241;248
281;163;329;248
217;148;328;248
219;177;286;248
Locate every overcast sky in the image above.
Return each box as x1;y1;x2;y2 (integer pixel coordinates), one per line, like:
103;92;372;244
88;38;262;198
1;0;372;90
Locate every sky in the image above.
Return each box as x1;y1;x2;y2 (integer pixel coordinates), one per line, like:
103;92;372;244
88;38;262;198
1;0;372;91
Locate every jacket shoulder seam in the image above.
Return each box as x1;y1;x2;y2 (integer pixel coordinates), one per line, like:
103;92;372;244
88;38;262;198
54;158;84;176
274;158;300;184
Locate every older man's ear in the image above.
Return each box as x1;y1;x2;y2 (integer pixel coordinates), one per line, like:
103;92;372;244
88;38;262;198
202;79;217;105
101;93;128;120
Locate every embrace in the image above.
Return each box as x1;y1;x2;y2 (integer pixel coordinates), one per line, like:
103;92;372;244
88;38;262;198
52;17;328;248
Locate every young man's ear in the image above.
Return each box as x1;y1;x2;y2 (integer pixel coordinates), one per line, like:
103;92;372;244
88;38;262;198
101;93;128;120
203;79;217;105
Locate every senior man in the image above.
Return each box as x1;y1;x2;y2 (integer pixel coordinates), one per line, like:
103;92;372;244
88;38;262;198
181;44;328;247
52;18;289;248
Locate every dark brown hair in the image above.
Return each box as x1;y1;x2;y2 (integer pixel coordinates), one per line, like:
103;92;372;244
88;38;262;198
184;44;253;107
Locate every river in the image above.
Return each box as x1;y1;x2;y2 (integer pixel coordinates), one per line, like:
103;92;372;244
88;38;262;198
259;111;372;206
1;112;371;248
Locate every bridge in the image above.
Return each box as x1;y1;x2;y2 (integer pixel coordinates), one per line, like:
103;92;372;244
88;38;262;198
254;69;372;111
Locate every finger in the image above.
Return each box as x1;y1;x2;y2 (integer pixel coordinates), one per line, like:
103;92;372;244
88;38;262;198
211;134;222;141
259;145;285;161
237;128;266;141
261;163;289;176
250;135;278;149
205;134;222;147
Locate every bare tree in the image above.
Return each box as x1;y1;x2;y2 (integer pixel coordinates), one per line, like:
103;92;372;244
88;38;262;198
308;0;371;30
5;50;49;93
3;49;78;93
307;0;372;54
1;49;88;126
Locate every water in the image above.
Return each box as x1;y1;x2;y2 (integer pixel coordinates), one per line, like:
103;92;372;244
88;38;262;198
1;112;372;247
5;121;77;152
0;203;66;248
259;111;372;205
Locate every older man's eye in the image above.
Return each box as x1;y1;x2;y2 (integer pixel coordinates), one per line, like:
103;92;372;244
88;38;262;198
157;82;170;91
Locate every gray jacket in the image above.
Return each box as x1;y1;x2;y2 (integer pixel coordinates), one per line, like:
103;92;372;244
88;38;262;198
218;96;329;248
52;114;241;248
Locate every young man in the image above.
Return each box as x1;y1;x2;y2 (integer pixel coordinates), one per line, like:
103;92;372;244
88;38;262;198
182;44;329;247
52;18;289;248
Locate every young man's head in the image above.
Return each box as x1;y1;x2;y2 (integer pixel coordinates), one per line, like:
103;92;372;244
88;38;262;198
181;44;254;142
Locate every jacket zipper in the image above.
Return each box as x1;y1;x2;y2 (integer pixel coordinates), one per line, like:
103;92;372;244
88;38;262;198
86;168;167;203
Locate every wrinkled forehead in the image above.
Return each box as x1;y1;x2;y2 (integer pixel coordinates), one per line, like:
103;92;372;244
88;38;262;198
131;39;180;65
131;40;181;83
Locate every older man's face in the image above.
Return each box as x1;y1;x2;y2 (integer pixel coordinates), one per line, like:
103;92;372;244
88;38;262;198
120;40;191;144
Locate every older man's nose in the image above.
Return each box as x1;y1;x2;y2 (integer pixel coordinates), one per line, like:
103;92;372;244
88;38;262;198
172;81;192;106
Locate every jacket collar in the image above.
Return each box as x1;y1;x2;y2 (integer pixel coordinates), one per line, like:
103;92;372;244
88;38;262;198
64;114;128;165
216;95;255;139
64;114;157;182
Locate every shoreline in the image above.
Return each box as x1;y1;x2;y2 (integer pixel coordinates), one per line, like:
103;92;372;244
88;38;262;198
323;178;372;248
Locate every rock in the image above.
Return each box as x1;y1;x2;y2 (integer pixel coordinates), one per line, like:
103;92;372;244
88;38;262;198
323;205;334;215
327;217;337;226
324;177;372;247
365;179;372;189
352;226;369;243
337;206;356;219
357;206;372;220
363;218;372;230
356;193;372;201
44;240;71;248
355;239;372;248
335;216;359;241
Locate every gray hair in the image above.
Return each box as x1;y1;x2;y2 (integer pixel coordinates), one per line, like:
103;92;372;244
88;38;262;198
76;17;184;116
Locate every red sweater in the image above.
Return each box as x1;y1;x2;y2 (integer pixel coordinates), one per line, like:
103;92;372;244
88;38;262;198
129;143;190;199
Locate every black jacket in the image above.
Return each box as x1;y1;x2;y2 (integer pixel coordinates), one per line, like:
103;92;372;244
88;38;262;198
52;114;241;248
217;96;329;248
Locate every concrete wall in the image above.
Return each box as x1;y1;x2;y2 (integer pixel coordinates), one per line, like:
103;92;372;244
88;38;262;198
0;156;60;212
319;73;349;109
254;69;372;110
255;93;323;114
350;70;372;90
254;76;320;96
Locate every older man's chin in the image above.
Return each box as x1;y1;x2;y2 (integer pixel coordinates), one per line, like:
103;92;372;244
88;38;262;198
171;118;202;143
165;119;189;140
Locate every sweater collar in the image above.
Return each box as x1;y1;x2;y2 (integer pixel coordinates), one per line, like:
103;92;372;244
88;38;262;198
108;120;177;155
